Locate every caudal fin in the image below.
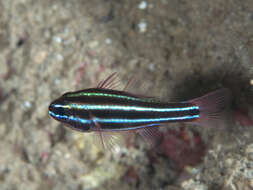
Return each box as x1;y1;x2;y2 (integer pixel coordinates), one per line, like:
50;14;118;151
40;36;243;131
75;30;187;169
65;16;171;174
189;88;231;128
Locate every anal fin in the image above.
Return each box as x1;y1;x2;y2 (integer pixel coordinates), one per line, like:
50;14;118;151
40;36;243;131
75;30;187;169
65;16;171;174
136;125;162;147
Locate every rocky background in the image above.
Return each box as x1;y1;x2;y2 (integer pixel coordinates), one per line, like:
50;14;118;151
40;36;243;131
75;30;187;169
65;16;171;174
0;0;253;189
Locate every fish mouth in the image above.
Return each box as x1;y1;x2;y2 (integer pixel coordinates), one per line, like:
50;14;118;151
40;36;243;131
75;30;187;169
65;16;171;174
48;103;53;113
48;103;57;119
48;100;67;120
48;106;68;124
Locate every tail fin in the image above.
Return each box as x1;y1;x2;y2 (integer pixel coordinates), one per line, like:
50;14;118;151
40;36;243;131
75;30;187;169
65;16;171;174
189;88;231;128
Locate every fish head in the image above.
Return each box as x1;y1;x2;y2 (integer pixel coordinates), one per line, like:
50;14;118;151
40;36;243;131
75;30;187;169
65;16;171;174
48;97;69;122
49;97;91;132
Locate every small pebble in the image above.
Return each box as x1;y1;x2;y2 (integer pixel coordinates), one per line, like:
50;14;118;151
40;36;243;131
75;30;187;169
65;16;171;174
89;41;99;48
56;54;63;61
138;1;147;10
24;101;31;108
148;63;155;71
138;21;147;33
250;79;253;85
65;153;71;159
54;78;60;85
93;59;99;64
55;36;62;43
34;51;47;64
105;38;112;45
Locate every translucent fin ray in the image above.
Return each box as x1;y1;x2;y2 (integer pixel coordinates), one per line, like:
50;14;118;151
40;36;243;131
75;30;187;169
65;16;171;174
189;88;231;128
137;125;161;147
91;119;127;151
93;131;125;151
97;72;121;90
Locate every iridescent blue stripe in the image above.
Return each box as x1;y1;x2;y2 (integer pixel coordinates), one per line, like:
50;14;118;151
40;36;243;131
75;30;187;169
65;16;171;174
49;111;91;124
49;111;199;124
53;104;199;112
93;115;200;123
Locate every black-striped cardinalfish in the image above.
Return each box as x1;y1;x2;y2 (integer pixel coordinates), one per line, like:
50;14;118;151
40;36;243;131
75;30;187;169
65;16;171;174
48;73;230;150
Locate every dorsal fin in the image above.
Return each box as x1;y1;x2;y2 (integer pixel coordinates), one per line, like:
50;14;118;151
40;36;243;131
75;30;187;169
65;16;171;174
97;72;121;90
96;73;154;99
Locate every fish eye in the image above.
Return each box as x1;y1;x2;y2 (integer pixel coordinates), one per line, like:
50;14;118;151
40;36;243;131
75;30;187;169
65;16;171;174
49;103;66;116
54;106;65;116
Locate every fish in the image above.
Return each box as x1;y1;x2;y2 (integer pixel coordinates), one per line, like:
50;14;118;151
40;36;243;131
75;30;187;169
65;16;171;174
48;73;230;149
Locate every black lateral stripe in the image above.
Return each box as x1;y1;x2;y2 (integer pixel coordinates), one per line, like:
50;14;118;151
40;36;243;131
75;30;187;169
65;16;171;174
70;106;199;119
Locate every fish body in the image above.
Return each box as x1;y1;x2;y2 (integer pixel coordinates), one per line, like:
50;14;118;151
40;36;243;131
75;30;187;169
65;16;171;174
49;88;200;131
49;73;229;149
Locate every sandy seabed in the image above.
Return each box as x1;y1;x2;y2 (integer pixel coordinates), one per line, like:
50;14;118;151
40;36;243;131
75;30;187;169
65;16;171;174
0;0;253;189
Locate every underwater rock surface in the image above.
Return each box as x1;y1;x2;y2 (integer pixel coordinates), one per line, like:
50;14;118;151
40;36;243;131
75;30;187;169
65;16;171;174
0;0;253;189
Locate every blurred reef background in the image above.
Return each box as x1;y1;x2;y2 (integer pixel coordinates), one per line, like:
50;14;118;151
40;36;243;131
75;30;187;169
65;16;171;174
0;0;253;189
